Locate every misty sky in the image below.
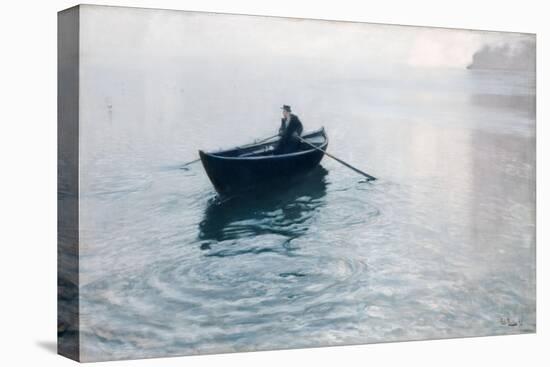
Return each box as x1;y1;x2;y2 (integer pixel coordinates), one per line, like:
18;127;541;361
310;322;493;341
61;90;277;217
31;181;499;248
79;5;535;77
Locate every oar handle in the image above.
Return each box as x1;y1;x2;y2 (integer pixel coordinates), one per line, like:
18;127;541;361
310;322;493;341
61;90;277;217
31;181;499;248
239;133;280;148
256;133;280;144
298;136;376;181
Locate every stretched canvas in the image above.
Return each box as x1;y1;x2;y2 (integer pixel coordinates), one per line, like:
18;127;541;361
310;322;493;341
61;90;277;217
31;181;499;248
58;4;536;362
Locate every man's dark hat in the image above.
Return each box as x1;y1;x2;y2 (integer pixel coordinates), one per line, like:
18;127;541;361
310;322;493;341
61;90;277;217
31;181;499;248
281;105;292;112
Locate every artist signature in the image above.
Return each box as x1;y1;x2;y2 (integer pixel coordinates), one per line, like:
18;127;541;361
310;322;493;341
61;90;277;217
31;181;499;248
500;317;522;327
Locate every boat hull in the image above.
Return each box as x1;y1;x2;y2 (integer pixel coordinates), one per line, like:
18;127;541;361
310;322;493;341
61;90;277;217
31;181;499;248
199;129;328;194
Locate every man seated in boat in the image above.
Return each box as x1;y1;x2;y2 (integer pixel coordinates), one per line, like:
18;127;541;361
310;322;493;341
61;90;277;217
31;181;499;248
275;105;304;154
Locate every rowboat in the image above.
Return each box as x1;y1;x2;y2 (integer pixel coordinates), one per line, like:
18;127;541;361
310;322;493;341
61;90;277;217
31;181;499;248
199;128;328;194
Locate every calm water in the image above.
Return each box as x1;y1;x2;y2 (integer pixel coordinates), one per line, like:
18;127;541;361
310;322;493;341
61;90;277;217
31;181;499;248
76;67;535;361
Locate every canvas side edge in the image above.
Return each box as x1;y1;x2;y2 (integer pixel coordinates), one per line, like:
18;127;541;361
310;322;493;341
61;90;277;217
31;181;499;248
57;5;81;362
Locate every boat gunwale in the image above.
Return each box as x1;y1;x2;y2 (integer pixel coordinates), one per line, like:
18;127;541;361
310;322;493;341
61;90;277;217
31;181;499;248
200;128;328;161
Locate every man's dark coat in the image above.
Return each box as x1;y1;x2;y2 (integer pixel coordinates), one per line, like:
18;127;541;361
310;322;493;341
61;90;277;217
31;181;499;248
280;112;303;141
277;114;304;153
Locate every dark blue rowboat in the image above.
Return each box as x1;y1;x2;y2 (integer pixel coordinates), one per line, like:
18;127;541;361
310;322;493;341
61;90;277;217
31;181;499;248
199;128;328;194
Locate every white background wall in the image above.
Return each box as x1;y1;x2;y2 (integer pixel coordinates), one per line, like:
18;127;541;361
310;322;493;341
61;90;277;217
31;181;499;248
0;0;546;366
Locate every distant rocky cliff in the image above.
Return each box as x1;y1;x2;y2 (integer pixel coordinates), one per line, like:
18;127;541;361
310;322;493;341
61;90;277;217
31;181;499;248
467;39;535;72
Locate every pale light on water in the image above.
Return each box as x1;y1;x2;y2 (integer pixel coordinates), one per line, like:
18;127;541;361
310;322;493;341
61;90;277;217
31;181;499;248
76;67;535;361
71;6;536;361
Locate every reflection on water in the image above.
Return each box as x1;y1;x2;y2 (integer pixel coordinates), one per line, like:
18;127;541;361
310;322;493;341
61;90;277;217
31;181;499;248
75;66;535;361
199;167;328;242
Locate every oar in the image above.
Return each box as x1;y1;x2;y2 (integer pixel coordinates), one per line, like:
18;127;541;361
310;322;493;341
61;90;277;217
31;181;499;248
181;133;281;168
180;157;201;168
297;135;376;181
237;133;280;149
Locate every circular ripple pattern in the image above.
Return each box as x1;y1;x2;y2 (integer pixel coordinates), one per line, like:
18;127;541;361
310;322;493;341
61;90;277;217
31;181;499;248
76;68;536;361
